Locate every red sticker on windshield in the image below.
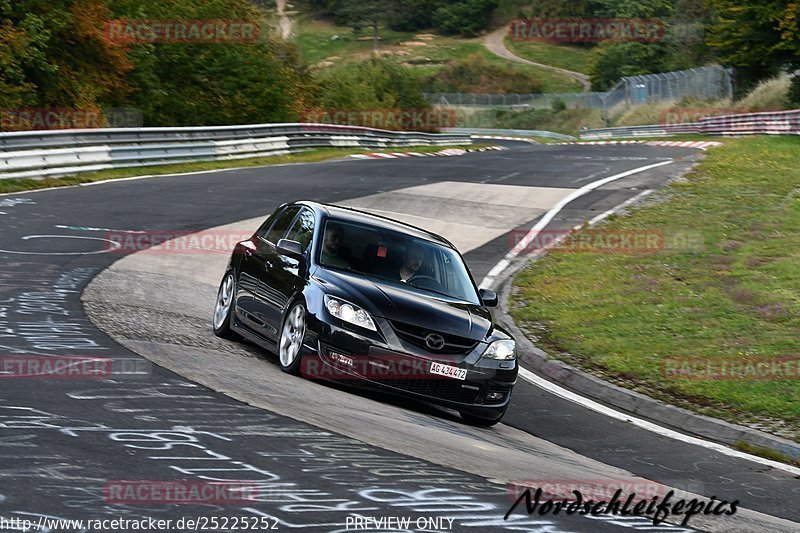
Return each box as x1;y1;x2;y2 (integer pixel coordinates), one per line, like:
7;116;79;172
377;246;388;258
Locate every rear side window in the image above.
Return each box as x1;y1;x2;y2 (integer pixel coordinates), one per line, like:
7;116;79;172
256;210;281;239
286;208;316;252
264;206;300;244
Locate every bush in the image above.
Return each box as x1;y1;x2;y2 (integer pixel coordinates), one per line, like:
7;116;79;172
736;76;791;111
424;53;542;93
550;97;566;112
319;58;428;110
493;107;604;134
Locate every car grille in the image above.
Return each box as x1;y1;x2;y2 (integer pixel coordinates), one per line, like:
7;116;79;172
390;320;479;355
373;378;480;404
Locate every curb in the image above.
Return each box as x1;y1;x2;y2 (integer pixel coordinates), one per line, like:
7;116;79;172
491;217;800;466
350;146;507;159
555;140;723;150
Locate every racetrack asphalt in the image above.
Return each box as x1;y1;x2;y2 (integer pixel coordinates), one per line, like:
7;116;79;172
1;141;798;532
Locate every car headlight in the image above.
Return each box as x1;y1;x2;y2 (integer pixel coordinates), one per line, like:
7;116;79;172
482;339;516;360
324;295;377;331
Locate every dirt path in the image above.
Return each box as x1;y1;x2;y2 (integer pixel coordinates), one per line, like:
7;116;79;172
484;27;591;92
276;0;292;40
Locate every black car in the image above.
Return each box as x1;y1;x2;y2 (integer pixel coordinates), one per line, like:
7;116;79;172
212;201;518;426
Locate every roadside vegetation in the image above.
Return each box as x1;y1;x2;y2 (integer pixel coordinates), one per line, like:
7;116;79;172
510;136;800;440
482;75;795;134
460;106;603;134
295;10;579;93
3;0;797;134
504;39;591;74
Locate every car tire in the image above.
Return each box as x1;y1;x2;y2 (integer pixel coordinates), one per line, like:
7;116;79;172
279;301;307;375
213;271;240;341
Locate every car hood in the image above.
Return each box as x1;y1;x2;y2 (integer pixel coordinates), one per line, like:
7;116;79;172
313;268;492;341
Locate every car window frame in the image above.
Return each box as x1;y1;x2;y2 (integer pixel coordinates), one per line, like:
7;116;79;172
284;207;317;255
261;206;302;246
255;210;281;240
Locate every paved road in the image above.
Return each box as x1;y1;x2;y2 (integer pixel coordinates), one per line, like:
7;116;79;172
1;142;797;532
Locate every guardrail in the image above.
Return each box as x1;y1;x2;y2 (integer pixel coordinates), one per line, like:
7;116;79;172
581;109;800;140
444;128;577;141
0;124;472;180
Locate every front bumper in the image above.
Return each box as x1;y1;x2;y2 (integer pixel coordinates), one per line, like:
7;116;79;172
300;315;518;414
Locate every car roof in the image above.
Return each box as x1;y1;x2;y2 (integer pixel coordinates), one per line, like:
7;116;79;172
291;201;455;249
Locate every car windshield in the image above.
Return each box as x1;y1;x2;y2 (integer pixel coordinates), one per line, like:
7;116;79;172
318;218;481;305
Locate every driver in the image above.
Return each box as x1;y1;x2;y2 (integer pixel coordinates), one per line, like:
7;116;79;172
396;243;425;283
321;222;351;268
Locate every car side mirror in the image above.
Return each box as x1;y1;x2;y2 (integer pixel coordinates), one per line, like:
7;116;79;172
479;288;498;308
277;239;304;260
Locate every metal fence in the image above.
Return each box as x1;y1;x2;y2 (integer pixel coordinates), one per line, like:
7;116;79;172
0;124;471;180
425;65;734;124
425;92;606;110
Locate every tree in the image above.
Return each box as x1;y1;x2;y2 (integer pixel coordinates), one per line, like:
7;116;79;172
588;41;670;90
588;0;674;19
529;0;589;18
107;0;316;125
324;0;399;53
433;0;498;37
0;0;132;110
315;0;499;39
0;11;39;108
707;0;800;95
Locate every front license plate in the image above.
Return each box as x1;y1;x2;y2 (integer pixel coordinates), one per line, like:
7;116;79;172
429;362;467;381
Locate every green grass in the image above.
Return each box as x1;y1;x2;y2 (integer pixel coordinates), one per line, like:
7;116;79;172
295;16;416;66
510;136;800;440
735;441;800;466
504;37;592;74
0;145;474;194
293;12;582;93
492;107;603;134
481;49;582;93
